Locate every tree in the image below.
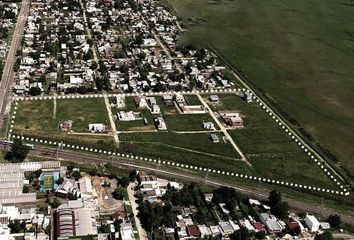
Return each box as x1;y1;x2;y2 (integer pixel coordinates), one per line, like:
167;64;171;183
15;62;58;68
90;61;98;70
77;86;87;94
128;170;137;181
230;226;253;240
29;86;42;96
327;214;341;229
50;197;61;208
5;139;29;162
112;187;126;200
99;224;110;233
71;171;81;181
22;185;30;193
268;190;282;208
8;220;25;233
314;231;333;240
255;231;266;240
119;176;129;188
56;177;64;185
271;201;290;219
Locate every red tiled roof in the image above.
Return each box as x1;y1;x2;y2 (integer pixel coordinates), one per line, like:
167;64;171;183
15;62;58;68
187;225;200;237
287;221;299;230
253;222;265;230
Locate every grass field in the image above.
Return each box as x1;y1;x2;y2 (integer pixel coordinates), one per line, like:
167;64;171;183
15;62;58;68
167;0;354;182
12;95;339;189
207;94;336;188
13;99;115;149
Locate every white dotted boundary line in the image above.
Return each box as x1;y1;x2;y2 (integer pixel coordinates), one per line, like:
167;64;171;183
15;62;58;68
12;91;349;194
15;88;242;101
7;133;349;196
245;89;349;193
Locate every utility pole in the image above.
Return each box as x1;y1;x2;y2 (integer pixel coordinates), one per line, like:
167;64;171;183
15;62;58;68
56;141;63;159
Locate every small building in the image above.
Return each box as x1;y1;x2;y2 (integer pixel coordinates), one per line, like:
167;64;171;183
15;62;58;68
305;215;320;232
218;221;235;236
202;122;215;130
209;134;220;143
162;95;173;106
209;95;219;102
198;225;212;238
146;97;157;106
243;91;253;103
134;96;148;109
320;222;330;230
187;224;200;238
209;225;221;237
88;123;106;133
150;105;161;114
120;222;135;240
59;120;73;132
116;95;125;109
154;117;167;131
118;111;142;121
220;112;244;128
259;213;282;234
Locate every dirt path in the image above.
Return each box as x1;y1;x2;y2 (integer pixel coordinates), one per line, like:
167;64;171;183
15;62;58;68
121;140;244;161
196;94;250;165
103;92;119;146
127;183;148;240
53;97;57;119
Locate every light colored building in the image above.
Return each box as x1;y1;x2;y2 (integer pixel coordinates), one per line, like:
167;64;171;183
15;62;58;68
305;215;320;232
56;200;98;239
120;222;135;240
116;95;126;109
154;117;167;131
259;213;282;233
88;123;107;133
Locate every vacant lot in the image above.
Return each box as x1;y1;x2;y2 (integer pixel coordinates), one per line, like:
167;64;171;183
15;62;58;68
119;131;246;172
13;99;114;149
207;94;336;188
167;0;354;182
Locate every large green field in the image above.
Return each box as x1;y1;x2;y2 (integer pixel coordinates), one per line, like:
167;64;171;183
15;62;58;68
11;95;340;189
167;0;354;183
13;99;115;149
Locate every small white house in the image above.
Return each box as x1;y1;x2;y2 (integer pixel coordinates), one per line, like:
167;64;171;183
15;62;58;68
116;95;125;109
150;105;161;114
88;123;106;133
305;215;320;232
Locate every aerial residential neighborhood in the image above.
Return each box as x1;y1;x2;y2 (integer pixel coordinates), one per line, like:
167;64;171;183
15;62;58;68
0;0;353;239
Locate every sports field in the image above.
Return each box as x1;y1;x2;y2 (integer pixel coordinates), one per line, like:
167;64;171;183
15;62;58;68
167;0;354;183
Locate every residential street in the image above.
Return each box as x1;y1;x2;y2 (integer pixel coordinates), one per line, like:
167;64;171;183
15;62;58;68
0;0;30;129
127;182;148;240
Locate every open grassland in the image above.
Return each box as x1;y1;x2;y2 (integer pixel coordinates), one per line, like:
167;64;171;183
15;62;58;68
167;0;354;183
13;99;115;149
207;94;336;188
13;95;338;189
119;131;248;172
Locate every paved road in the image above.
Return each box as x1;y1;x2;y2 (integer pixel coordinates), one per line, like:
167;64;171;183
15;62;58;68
3;144;351;225
127;182;148;240
0;0;30;129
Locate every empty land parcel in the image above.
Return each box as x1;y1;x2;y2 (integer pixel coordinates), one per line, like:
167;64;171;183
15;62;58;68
11;94;338;189
167;0;354;183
